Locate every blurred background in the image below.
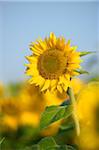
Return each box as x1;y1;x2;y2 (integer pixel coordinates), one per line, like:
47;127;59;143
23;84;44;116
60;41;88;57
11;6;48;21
0;1;99;150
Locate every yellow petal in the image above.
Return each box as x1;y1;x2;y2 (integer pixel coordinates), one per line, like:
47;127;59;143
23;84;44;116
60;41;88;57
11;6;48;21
33;43;45;52
64;40;71;51
26;62;39;76
35;76;45;88
45;37;50;48
50;32;56;45
50;80;58;88
50;86;57;92
30;46;41;56
41;80;50;92
50;80;58;92
57;85;63;93
25;56;37;63
64;74;70;80
37;40;47;50
62;83;69;91
29;76;45;88
28;78;34;84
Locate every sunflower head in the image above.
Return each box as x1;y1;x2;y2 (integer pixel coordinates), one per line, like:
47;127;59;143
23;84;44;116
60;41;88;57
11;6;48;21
25;32;81;93
38;49;67;80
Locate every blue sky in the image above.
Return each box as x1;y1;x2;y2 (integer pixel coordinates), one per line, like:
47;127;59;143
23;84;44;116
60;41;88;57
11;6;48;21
0;1;98;83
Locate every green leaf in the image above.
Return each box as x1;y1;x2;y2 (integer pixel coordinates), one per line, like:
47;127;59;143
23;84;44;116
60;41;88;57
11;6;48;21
24;141;76;150
60;122;74;131
74;69;89;75
24;137;76;150
0;137;5;145
40;105;72;130
24;145;39;150
46;145;76;150
38;137;76;150
80;51;95;57
56;145;76;150
38;137;57;150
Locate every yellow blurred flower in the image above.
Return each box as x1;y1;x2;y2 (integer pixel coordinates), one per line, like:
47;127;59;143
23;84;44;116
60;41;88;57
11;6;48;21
25;32;81;93
18;83;66;135
19;112;40;127
43;90;66;106
19;83;47;113
0;97;21;116
71;78;85;95
0;78;84;135
18;79;84;130
0;97;22;131
2;116;18;131
77;82;99;150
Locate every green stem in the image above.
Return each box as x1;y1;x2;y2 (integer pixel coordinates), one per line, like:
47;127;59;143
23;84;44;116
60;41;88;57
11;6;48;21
68;87;80;136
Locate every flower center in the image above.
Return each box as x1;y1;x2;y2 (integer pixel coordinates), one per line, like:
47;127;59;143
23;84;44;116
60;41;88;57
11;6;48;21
38;49;66;79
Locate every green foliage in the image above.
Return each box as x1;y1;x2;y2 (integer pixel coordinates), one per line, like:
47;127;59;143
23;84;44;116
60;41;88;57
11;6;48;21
24;137;76;150
80;51;95;57
74;69;89;75
40;105;72;130
0;137;5;145
60;121;74;131
24;137;57;150
38;137;57;150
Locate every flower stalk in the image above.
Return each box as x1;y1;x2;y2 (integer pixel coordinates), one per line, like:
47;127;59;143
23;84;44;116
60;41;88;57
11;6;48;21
68;87;80;136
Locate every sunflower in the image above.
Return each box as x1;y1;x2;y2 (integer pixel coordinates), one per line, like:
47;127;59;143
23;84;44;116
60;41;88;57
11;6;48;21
0;97;21;131
77;82;99;150
25;33;81;93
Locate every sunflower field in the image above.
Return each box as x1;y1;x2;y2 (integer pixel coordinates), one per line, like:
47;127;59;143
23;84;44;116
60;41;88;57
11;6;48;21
0;77;99;150
0;32;99;150
0;1;98;149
